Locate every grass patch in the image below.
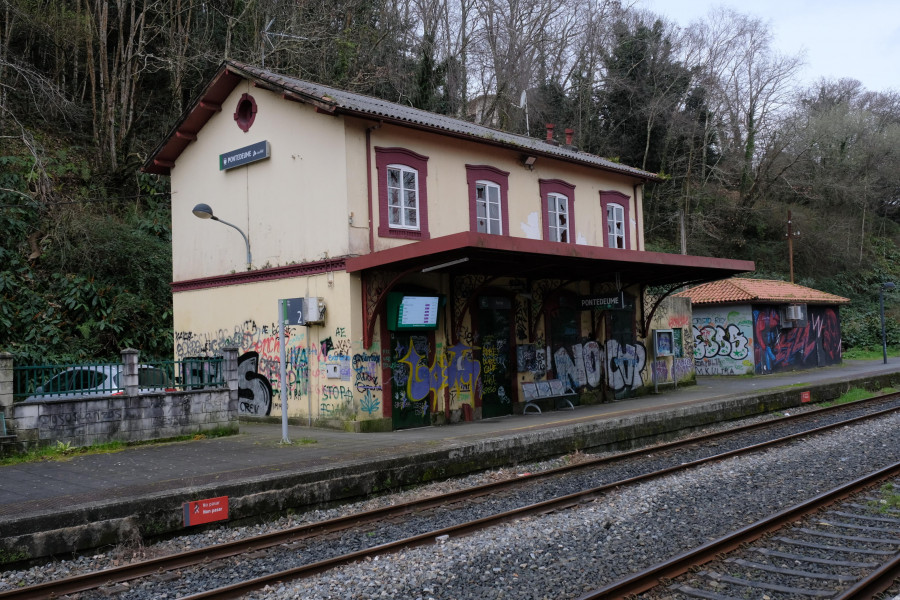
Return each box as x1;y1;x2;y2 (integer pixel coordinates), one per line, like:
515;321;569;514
819;387;873;407
842;346;900;360
0;440;128;466
0;427;238;466
870;482;900;514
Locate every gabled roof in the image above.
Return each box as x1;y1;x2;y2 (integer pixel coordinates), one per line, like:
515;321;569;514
676;278;850;306
143;60;662;181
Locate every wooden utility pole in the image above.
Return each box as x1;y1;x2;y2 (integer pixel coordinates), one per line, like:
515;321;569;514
786;211;800;283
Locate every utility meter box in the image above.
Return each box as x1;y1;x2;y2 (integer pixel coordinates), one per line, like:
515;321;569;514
305;297;326;324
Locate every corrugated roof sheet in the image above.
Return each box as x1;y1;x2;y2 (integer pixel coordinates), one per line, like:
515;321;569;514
225;61;659;181
675;278;850;306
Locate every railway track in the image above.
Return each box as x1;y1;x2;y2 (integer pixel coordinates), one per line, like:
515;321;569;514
2;394;900;600
577;465;900;600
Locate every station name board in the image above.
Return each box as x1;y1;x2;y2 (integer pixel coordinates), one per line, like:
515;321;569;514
219;140;270;171
579;292;625;310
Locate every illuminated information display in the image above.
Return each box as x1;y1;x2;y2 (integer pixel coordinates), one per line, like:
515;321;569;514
399;296;439;327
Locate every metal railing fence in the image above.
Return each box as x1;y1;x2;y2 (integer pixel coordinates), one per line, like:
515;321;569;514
13;357;225;402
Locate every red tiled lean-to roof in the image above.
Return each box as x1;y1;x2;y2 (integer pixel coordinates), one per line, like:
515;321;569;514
676;278;850;306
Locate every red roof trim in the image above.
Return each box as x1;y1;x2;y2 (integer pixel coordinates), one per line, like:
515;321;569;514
344;231;753;274
143;66;244;175
172;258;347;292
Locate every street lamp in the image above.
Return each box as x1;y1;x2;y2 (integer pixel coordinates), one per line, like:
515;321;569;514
192;203;252;271
880;282;895;364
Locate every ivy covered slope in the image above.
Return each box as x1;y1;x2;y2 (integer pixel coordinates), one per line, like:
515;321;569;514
0;149;172;363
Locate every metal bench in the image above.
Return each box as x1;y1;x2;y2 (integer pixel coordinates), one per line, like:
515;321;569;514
521;379;576;414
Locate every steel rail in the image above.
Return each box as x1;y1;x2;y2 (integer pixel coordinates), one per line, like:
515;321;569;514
831;550;900;599
2;394;898;600
574;461;900;600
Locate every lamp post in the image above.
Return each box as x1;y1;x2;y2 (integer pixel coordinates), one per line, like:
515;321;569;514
192;203;252;271
880;282;895;364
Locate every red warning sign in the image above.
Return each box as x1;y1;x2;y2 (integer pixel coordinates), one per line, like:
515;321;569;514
800;391;811;403
183;496;229;526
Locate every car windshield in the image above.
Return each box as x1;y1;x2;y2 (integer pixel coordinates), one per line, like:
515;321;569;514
40;369;107;394
138;367;172;388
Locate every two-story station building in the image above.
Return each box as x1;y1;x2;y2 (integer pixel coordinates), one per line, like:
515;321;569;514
145;61;754;431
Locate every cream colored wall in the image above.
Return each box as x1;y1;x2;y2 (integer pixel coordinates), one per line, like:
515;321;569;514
172;270;377;421
362;124;643;251
171;82;352;281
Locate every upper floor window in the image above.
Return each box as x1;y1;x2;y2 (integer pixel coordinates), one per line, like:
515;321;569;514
466;165;510;236
387;165;419;230
376;147;430;239
539;179;576;243
600;190;631;250
476;181;502;234
548;194;569;242
607;203;625;248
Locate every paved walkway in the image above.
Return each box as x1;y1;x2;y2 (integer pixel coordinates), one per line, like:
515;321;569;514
2;359;899;527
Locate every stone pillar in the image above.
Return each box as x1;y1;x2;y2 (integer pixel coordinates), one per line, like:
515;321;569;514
0;352;13;434
223;347;239;413
121;348;140;397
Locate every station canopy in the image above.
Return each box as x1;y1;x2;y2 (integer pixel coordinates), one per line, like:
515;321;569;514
346;232;754;288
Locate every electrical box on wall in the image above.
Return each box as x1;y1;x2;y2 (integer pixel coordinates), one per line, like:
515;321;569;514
780;304;807;328
305;297;326;324
325;363;340;379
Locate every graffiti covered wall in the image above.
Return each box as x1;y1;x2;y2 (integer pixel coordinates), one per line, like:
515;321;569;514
175;319;382;420
753;305;842;374
648;296;695;384
691;306;754;375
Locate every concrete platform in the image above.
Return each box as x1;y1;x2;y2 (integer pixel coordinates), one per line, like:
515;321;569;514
2;359;900;563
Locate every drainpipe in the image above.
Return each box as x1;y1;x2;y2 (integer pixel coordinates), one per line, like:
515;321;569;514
365;122;382;254
633;183;644;251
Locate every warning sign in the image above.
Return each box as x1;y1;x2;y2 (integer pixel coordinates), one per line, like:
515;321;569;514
800;391;811;403
183;496;229;526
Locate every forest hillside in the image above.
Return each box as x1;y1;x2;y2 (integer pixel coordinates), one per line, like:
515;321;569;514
1;0;898;362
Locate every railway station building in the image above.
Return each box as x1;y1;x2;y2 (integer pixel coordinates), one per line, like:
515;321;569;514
144;61;754;431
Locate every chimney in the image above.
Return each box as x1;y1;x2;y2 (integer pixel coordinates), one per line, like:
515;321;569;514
545;123;558;145
565;128;574;146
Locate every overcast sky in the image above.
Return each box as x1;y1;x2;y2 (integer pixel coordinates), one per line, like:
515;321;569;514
642;0;899;94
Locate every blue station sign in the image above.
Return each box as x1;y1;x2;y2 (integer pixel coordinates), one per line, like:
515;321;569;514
219;140;270;171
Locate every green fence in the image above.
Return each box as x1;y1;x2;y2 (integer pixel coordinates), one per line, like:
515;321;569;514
13;357;225;402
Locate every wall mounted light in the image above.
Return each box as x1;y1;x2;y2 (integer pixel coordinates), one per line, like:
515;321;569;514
192;203;252;271
522;155;537;170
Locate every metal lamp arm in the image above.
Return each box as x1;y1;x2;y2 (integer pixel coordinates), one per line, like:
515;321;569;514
213;216;252;270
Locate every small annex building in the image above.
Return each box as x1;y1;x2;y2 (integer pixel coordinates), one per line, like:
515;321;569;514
144;60;753;431
676;278;850;376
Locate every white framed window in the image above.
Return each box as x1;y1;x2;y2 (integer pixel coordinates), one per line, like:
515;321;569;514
476;180;502;234
548;193;569;242
607;203;625;249
387;164;419;230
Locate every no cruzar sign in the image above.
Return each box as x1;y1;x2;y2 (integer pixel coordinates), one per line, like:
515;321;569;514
219;140;270;171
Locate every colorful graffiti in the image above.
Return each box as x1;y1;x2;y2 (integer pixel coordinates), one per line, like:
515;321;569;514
691;309;754;376
754;306;842;374
176;322;370;419
237;352;273;416
550;339;647;396
394;338;481;414
693;323;750;360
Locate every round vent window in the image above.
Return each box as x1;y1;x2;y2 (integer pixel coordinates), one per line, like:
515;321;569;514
234;93;257;132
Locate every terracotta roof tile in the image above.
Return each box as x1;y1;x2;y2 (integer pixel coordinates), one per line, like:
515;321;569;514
675;278;850;306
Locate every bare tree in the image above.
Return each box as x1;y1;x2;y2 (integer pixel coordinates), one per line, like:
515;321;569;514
685;7;804;207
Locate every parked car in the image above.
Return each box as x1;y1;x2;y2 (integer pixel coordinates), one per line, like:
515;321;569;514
24;364;175;401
